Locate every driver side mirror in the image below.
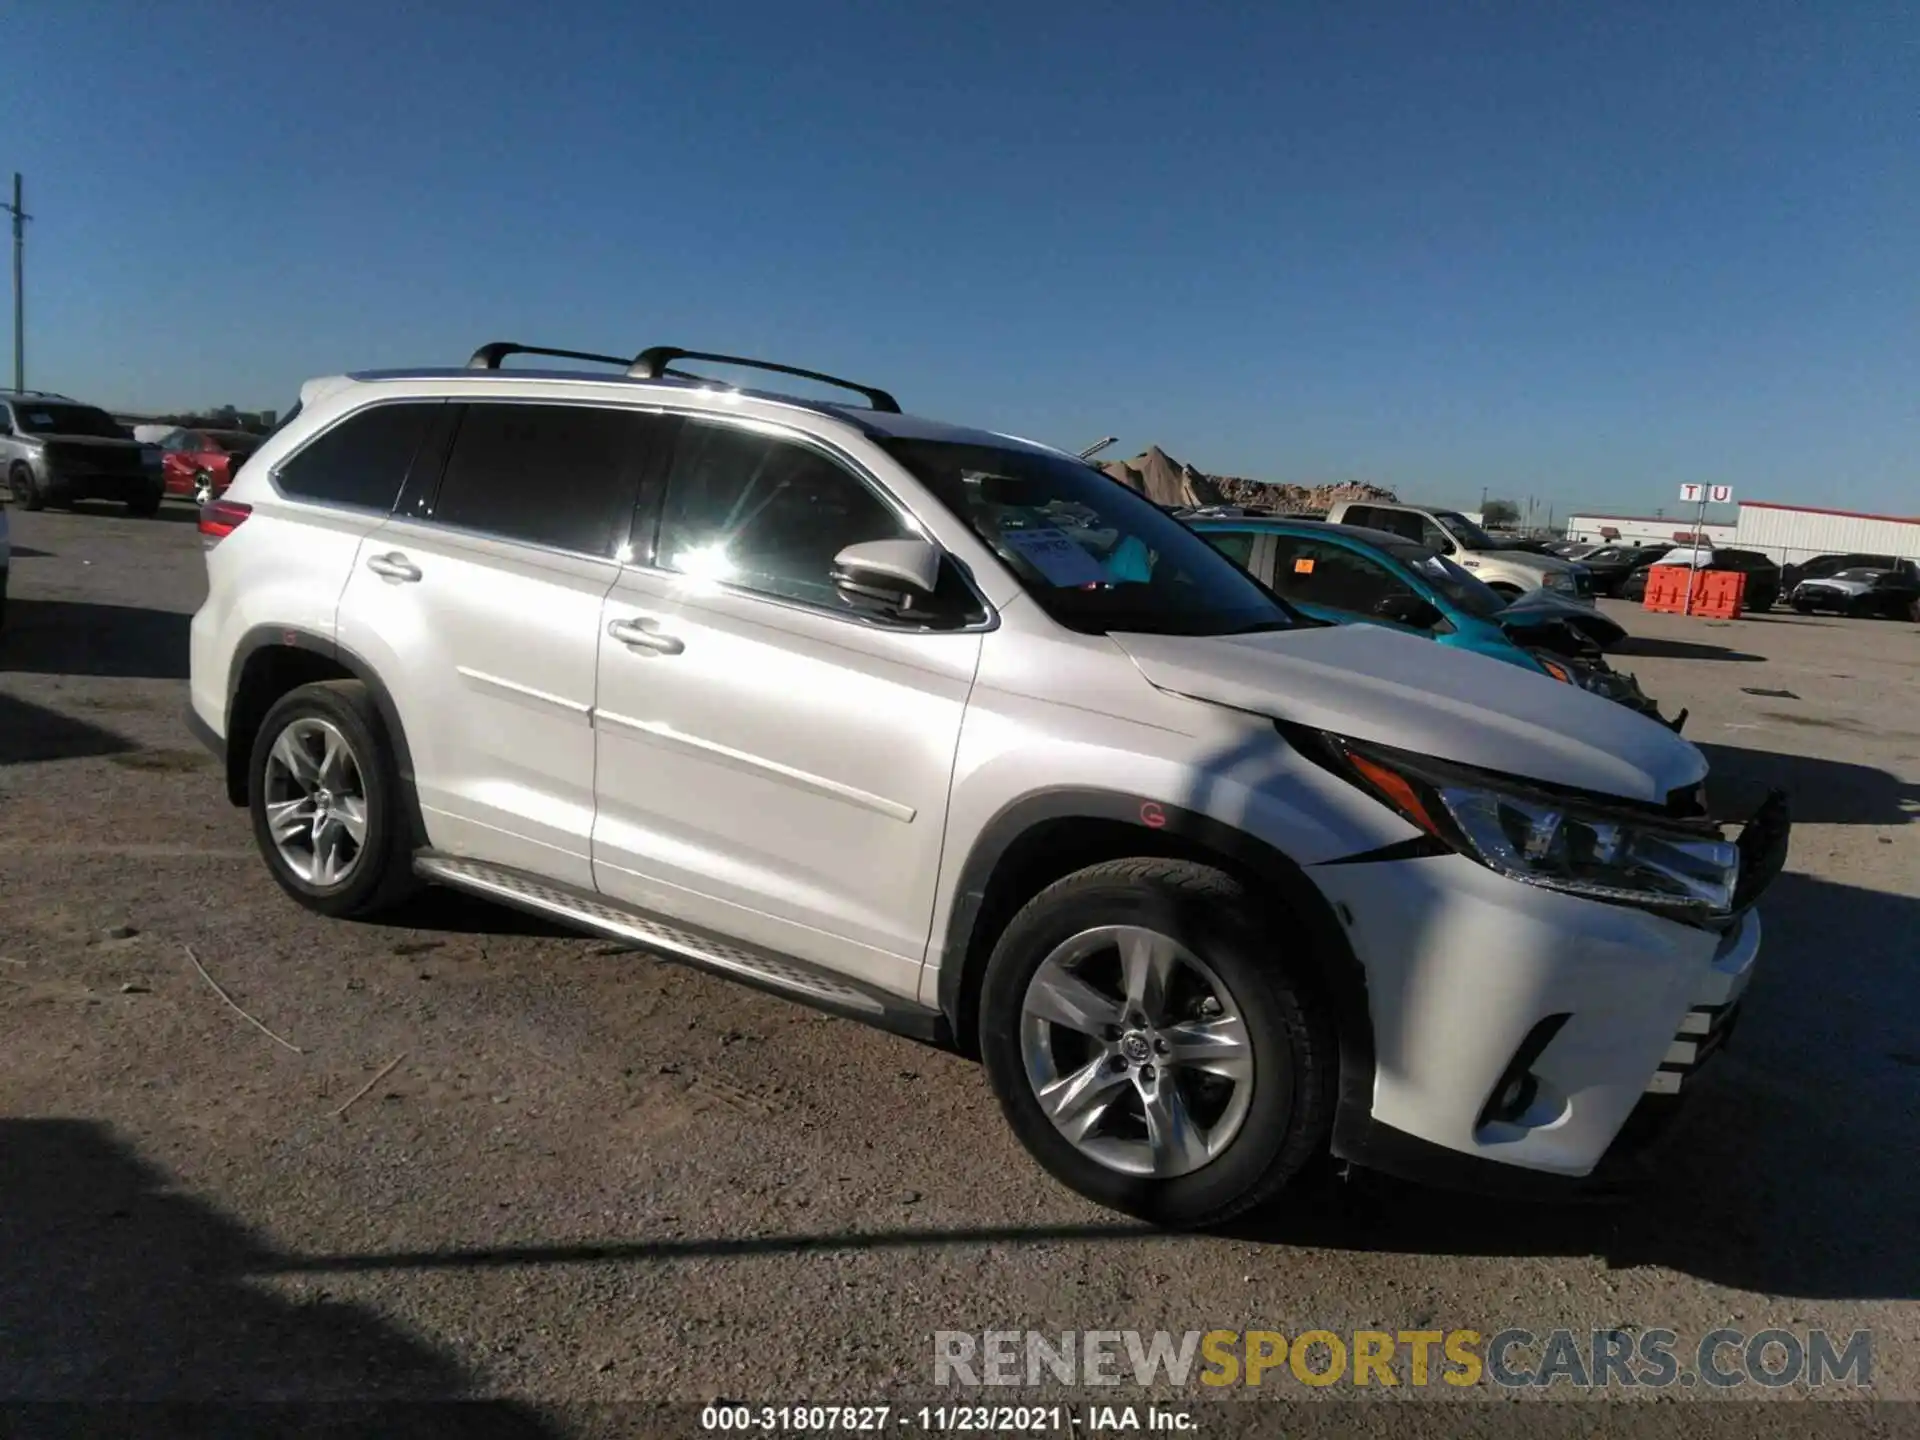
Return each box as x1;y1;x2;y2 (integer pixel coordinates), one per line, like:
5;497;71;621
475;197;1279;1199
1374;593;1444;629
832;538;947;619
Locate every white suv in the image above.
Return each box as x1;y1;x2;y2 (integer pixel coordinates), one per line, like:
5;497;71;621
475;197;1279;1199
186;343;1790;1225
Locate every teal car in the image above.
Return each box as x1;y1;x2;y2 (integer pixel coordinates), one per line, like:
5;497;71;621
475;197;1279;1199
1187;517;1675;723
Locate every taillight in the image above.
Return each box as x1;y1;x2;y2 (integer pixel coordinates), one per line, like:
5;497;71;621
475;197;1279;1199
199;499;252;542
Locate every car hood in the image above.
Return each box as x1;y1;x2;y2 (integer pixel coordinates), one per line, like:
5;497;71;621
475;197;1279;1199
1469;548;1577;574
1111;622;1707;804
39;433;141;449
1799;577;1873;595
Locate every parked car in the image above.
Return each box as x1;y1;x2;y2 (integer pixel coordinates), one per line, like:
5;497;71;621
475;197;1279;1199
1187;517;1668;720
162;428;263;503
1571;543;1674;598
0;391;162;515
187;339;1788;1224
1322;500;1594;600
1780;552;1918;595
0;480;9;627
1789;566;1920;621
1619;546;1781;612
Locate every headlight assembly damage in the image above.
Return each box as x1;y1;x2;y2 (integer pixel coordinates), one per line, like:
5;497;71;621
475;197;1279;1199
1317;738;1749;918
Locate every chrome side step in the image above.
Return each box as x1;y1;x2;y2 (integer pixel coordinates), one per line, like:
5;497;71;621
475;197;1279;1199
412;851;949;1043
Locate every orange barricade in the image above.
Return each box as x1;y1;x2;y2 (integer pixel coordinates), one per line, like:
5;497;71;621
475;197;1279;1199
1642;565;1745;618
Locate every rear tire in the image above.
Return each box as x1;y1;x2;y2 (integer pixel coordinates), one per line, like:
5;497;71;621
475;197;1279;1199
1489;582;1524;600
247;680;421;919
978;858;1334;1227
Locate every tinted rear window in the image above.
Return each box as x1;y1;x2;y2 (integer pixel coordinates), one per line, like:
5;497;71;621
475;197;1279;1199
430;402;657;557
277;402;437;512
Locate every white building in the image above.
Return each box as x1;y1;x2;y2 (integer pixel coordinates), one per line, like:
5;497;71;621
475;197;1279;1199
1731;501;1920;567
1562;513;1737;548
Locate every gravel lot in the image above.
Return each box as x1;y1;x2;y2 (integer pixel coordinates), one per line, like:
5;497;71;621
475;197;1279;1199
2;500;1915;1422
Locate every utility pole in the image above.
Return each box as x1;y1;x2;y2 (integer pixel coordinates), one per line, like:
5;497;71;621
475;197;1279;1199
3;173;26;391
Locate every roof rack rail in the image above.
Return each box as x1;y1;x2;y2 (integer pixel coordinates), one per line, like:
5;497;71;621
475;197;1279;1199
466;341;638;371
627;346;900;414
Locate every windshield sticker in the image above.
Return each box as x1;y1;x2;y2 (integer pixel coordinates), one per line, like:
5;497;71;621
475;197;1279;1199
1293;557;1316;574
1000;527;1111;587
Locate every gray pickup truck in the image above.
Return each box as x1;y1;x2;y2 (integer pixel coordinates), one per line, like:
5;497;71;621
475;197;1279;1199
1324;500;1592;599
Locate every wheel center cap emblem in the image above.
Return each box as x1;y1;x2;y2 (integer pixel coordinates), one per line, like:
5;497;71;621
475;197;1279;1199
1120;1032;1153;1065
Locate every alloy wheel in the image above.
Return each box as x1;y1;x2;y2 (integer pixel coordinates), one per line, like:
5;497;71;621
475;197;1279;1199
192;474;214;505
261;716;369;888
8;468;30;504
1019;925;1255;1178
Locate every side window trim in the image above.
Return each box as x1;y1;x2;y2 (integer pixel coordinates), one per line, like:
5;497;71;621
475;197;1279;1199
633;408;995;634
1247;532;1277;588
393;401;464;522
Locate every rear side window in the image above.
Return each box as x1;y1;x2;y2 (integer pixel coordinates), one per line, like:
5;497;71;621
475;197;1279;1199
1200;530;1258;570
430;403;654;557
277;402;436;513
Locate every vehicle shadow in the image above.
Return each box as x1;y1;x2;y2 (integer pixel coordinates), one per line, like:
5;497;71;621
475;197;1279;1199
0;1118;558;1425
368;886;579;939
0;598;191;680
1612;636;1765;662
1697;740;1920;826
0;692;140;765
62;499;203;524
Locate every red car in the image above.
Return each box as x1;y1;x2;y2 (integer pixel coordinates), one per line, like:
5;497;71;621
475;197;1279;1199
161;428;262;503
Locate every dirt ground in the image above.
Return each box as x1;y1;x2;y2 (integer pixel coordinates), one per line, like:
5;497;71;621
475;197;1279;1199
2;500;1916;1425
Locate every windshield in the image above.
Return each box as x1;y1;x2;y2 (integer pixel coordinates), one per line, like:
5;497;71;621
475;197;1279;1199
1381;542;1508;619
1433;510;1497;550
1830;568;1883;583
883;438;1294;637
14;404;130;439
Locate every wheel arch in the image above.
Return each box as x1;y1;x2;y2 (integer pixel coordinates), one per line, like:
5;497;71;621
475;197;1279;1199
223;624;428;849
937;788;1375;1149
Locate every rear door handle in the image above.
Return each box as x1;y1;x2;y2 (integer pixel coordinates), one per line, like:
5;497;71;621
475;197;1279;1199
607;617;685;655
366;552;422;583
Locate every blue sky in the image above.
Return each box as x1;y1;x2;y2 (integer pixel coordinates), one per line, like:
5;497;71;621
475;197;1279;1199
7;1;1914;517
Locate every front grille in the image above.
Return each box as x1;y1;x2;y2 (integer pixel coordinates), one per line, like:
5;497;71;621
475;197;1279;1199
48;441;144;475
1646;999;1743;1095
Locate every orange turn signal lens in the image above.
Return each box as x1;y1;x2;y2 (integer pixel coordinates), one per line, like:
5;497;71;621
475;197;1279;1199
1347;751;1446;838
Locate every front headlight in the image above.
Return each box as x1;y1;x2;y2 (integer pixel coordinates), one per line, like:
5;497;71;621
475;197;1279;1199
1542;571;1574;592
1325;739;1740;916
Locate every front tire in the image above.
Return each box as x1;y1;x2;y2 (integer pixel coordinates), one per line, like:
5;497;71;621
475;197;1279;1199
1488;582;1525;601
978;858;1334;1227
247;680;420;919
125;485;163;518
9;463;43;512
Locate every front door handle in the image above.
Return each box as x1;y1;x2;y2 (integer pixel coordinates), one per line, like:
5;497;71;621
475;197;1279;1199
607;617;685;655
366;552;423;583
